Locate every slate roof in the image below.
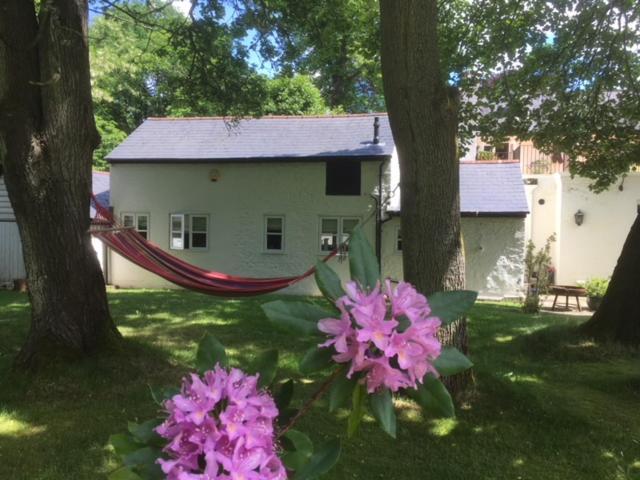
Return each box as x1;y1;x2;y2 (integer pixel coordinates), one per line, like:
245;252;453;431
107;115;394;162
388;162;528;217
91;171;110;218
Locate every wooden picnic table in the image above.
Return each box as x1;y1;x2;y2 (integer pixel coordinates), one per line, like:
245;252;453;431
549;285;587;312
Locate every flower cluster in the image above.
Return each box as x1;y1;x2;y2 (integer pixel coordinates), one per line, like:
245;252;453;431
155;365;287;480
319;280;442;393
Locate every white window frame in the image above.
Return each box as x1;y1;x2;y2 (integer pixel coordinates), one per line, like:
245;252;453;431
122;212;150;239
318;216;361;254
189;214;209;251
264;215;285;253
169;213;185;250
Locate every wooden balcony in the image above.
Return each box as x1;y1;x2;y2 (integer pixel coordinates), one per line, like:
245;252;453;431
476;144;569;175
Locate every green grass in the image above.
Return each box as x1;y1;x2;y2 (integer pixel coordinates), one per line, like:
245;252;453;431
0;290;639;479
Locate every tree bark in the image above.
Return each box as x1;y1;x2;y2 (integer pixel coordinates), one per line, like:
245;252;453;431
379;0;470;394
581;214;640;346
0;0;120;368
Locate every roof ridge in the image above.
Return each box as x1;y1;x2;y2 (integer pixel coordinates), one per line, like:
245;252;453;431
146;113;388;121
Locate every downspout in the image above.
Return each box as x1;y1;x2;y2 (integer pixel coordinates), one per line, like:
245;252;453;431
375;159;386;271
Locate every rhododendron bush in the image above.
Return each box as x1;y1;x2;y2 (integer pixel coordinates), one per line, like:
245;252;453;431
108;228;475;479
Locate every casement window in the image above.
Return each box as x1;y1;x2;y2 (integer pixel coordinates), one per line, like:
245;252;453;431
122;212;149;239
265;216;285;252
319;216;360;252
325;160;361;196
396;228;402;252
170;213;208;250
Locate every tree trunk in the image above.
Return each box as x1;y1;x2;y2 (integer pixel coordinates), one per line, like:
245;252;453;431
0;0;120;368
581;214;640;345
379;0;470;394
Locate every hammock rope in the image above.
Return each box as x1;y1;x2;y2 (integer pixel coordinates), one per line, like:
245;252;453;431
90;197;352;296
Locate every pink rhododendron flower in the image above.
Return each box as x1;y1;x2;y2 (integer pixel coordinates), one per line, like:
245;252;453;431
318;280;442;393
155;365;287;480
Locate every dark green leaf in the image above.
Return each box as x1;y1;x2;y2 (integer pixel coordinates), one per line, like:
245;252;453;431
127;419;162;445
196;333;228;372
277;408;298;428
370;389;397;438
123;447;161;469
109;433;143;458
433;347;474;377
281;429;314;471
108;467;143;480
252;349;279;388
347;383;366;438
149;385;179;406
293;438;341;480
275;379;294;410
299;347;334;375
328;371;356;412
262;301;333;336
409;375;455;418
314;261;345;303
428;291;478;324
348;226;380;290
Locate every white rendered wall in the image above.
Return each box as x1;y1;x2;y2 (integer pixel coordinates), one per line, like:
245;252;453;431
554;173;640;285
381;216;526;299
109;162;381;295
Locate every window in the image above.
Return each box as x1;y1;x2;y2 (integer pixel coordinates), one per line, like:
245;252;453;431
325;160;361;196
320;217;360;253
190;215;208;249
122;212;149;239
265;216;285;252
170;213;208;250
396;228;402;252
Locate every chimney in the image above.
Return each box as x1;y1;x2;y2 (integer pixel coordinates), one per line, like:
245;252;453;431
373;116;380;144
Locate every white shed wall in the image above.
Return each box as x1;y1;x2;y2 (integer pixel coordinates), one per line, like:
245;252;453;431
382;216;525;299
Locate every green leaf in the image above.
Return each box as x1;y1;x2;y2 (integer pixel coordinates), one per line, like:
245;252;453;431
314;261;345;302
277;408;298;428
433;347;474;377
109;433;143;458
409;375;455;418
428;291;478;324
328;370;356;412
149;385;179;406
347;383;366;438
299;347;334;375
348;226;380;290
370;389;397;438
262;301;333;336
196;333;228;372
281;429;314;471
123;447;161;469
275;379;295;410
108;467;143;480
293;438;341;480
127;419;162;445
252;349;279;388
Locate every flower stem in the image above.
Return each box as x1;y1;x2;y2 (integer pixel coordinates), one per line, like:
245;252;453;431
277;367;344;439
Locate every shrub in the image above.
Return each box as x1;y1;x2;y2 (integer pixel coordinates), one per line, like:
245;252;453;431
584;277;609;298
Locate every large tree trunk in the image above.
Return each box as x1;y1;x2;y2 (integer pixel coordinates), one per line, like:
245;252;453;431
581;214;640;345
0;0;120;368
379;0;469;394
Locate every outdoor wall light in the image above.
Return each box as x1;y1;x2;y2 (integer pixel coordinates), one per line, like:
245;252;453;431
574;209;585;226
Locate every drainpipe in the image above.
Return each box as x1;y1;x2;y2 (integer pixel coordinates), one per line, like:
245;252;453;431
375;159;386;271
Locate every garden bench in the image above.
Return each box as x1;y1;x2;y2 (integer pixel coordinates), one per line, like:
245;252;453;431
549;285;587;312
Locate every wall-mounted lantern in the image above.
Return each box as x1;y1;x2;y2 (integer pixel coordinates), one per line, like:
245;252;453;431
574;209;585;226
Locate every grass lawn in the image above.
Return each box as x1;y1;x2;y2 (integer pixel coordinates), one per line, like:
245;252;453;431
0;289;639;479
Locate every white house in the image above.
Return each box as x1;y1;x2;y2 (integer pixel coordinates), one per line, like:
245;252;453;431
105;114;529;298
0;170;110;284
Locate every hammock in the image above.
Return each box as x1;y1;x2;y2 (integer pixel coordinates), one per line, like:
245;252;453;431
90;198;337;296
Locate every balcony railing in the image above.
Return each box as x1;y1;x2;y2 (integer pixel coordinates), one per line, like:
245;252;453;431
476;144;569;175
